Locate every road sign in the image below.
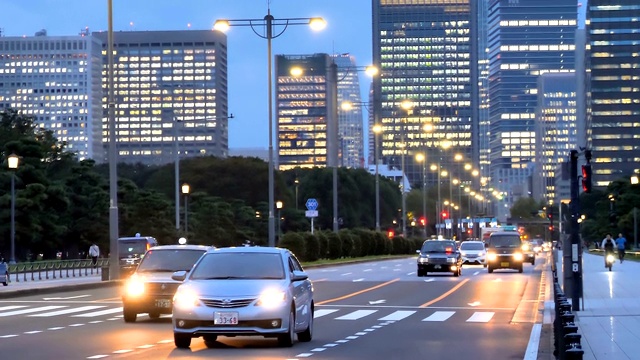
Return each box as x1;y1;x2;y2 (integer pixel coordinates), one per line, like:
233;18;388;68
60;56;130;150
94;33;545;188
305;198;318;211
305;210;318;218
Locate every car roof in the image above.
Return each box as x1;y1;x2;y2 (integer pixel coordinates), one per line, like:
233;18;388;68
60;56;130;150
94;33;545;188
205;246;287;255
423;239;455;244
489;231;520;236
460;240;484;244
148;244;212;251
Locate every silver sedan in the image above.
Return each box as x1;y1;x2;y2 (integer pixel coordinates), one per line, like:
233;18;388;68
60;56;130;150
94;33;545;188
171;247;314;348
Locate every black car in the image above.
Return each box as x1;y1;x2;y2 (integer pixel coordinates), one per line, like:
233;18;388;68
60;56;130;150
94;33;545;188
485;231;525;273
416;240;462;277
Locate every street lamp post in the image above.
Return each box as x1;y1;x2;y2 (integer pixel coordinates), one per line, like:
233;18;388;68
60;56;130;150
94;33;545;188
294;178;299;211
276;200;283;240
373;124;382;231
107;0;120;280
400;100;413;238
7;153;19;264
181;183;190;234
416;153;427;238
214;9;326;247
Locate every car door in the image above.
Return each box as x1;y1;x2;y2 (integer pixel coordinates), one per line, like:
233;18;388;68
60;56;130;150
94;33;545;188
288;254;311;331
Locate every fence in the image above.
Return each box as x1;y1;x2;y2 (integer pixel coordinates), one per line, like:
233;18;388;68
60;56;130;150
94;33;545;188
551;250;584;360
4;258;109;283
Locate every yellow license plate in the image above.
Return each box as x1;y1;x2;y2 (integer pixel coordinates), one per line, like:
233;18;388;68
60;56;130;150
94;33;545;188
500;262;509;267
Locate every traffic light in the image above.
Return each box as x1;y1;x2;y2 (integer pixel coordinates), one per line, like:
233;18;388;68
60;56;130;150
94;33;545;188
387;229;395;239
441;211;448;219
419;217;426;226
582;164;592;193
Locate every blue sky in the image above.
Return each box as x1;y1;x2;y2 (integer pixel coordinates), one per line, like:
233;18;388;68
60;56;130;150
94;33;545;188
0;0;372;149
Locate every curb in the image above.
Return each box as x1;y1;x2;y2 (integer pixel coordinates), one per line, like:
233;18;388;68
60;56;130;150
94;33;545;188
0;280;122;299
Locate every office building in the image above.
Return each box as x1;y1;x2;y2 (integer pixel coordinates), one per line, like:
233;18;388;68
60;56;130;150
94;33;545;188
0;29;104;161
586;1;640;186
93;30;229;165
486;0;577;219
372;0;478;189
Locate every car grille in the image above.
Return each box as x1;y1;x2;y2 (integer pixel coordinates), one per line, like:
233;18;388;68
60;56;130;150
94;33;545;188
145;282;181;296
201;298;256;308
428;258;449;265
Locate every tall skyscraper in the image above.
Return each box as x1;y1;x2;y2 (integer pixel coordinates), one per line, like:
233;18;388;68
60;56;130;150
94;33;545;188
94;30;229;165
586;1;640;186
486;0;577;220
372;0;478;191
0;29;104;161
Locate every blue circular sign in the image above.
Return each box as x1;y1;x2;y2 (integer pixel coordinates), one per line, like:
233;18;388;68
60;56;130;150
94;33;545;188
305;198;318;210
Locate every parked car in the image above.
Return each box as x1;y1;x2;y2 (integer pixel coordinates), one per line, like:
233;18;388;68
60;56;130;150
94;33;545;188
459;240;487;267
171;247;314;349
416;239;463;277
485;231;525;273
121;244;210;322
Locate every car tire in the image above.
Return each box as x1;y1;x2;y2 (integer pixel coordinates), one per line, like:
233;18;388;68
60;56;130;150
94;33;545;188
203;335;218;348
123;305;137;323
518;265;523;273
453;269;459;277
174;333;191;349
148;311;160;319
297;306;313;342
278;309;295;347
530;259;535;265
487;265;493;273
417;268;425;277
483;264;487;268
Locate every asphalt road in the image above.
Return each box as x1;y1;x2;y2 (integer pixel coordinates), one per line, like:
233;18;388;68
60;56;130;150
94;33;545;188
0;255;547;360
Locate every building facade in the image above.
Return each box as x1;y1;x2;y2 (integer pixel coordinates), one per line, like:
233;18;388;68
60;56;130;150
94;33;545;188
586;1;640;186
486;0;577;220
0;29;104;161
93;30;229;165
372;0;478;190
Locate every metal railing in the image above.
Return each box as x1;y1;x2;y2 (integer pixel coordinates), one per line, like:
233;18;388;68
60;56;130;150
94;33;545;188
5;259;109;283
551;249;584;360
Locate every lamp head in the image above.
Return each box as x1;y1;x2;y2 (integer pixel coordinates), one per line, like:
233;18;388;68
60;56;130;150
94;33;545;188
7;153;19;169
309;17;327;31
213;20;230;32
181;183;190;194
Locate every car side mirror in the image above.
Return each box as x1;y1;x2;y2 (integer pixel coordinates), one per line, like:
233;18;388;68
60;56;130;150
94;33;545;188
416;249;421;254
171;270;187;282
484;243;489;249
291;270;308;282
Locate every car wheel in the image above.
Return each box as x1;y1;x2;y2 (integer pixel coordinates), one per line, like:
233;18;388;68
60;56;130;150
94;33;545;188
487;266;493;274
518;265;523;273
203;335;218;348
174;333;191;349
123;305;137;323
483;264;487;268
297;305;313;342
278;309;295;347
453;269;459;277
148;311;160;319
417;268;425;277
531;258;535;265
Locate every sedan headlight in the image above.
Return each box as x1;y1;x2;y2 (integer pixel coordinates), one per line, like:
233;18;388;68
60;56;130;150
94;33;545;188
256;289;286;309
173;288;200;310
521;244;530;251
447;257;456;264
487;253;497;261
460;251;467;257
418;255;429;264
478;251;485;256
513;252;524;261
124;275;145;297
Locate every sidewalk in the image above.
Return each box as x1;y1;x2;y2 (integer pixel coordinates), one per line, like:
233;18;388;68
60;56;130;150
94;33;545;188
558;251;640;359
0;272;118;299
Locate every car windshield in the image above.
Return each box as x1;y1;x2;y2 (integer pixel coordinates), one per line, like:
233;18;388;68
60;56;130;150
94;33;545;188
421;241;456;253
460;242;484;251
136;249;206;272
190;252;285;280
489;235;522;248
119;240;148;257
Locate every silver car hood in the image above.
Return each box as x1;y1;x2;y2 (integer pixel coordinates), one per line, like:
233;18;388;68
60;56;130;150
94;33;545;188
180;279;289;297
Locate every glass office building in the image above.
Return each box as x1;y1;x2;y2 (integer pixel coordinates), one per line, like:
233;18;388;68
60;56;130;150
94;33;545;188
372;0;478;188
93;30;228;165
0;30;104;161
586;1;640;186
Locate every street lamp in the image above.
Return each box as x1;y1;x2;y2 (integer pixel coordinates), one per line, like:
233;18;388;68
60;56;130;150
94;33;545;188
214;9;326;247
400;100;413;238
7;153;19;264
416;153;427;238
294;178;299;211
107;0;120;280
276;200;283;240
373;124;383;231
181;183;190;234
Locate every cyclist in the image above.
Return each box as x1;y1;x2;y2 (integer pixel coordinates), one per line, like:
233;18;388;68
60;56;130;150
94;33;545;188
601;233;616;268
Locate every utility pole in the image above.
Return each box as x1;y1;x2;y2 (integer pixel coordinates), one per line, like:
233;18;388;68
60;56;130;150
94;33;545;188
567;149;585;311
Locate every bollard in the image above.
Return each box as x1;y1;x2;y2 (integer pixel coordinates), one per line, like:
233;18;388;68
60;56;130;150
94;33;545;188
101;265;109;281
564;333;582;350
565;346;584;360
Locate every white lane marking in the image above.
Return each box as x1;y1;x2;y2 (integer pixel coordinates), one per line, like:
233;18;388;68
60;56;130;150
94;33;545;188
524;323;543;360
355;332;368;335
378;310;416;321
363;269;373;272
335;339;349;343
345;335;359;339
393;268;401;271
0;306;66;317
43;295;91;300
422;311;455;322
468;301;481;307
0;306;27;311
314;309;339;318
341;272;352;276
30;306;106;317
311;348;326;352
335;310;377;320
352;278;365;282
424;279;435;282
368;300;386;305
113;350;133;354
72;307;123;317
137;345;154;349
87;356;109;359
323;343;339;347
466;312;495;322
0;334;18;338
473;271;480;275
294;353;314;358
24;331;42;334
47;327;65;330
407;272;415;275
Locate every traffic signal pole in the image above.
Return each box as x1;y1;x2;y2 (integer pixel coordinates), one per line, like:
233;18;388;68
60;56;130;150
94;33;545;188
567;149;583;311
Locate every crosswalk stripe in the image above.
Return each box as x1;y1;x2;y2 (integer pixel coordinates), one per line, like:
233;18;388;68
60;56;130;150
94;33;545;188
314;309;339;318
0;306;28;311
72;307;123;317
335;310;377;320
30;306;106;317
0;306;66;317
378;310;415;321
466;312;495;322
422;311;455;322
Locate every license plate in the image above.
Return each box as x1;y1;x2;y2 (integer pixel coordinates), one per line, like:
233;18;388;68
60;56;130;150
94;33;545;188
155;299;171;308
434;265;441;269
214;311;239;325
501;262;509;267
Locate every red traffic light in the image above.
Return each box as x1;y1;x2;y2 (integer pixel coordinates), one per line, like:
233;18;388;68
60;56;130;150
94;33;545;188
581;164;592;193
419;217;426;226
387;230;395;239
441;211;448;219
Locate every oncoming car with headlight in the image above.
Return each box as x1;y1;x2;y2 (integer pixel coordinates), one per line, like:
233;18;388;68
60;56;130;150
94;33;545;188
171;247;314;349
485;231;525;273
121;244;210;322
416;239;462;277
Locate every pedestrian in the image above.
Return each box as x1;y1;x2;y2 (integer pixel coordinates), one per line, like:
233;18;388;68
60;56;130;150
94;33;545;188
616;233;627;263
89;243;100;268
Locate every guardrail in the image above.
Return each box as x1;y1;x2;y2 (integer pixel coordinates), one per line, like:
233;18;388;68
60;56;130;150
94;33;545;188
5;259;109;283
551;250;584;360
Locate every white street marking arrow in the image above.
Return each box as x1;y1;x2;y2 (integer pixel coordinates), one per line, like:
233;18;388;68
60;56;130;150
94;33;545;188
468;301;481;307
43;295;91;300
369;300;386;305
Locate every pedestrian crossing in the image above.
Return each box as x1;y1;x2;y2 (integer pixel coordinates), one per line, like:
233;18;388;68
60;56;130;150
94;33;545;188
0;304;499;324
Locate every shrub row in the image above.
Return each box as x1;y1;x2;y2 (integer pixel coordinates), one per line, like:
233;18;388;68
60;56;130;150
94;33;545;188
278;229;424;262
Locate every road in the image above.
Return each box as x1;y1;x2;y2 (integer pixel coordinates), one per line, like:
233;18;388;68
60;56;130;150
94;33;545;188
0;254;548;359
